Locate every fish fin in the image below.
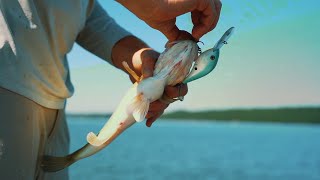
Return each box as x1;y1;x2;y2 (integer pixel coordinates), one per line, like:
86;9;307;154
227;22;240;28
128;93;149;122
87;132;105;147
41;155;74;172
133;100;149;122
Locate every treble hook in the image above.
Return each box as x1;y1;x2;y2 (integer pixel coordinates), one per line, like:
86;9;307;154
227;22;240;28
197;41;204;45
198;46;202;54
197;41;204;54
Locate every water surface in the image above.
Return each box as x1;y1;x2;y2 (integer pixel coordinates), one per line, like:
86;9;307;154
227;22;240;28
67;117;320;180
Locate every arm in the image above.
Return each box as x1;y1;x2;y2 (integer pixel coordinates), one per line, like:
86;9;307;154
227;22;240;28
76;1;132;65
76;1;188;127
116;0;222;41
76;2;153;80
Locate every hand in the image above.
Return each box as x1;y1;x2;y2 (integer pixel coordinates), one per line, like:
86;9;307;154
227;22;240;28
117;0;222;41
132;48;188;127
111;36;189;127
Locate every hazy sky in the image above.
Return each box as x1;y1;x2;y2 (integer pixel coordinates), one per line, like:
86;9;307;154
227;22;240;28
66;0;320;113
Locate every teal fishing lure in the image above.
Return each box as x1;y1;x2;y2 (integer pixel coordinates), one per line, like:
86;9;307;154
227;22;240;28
183;27;235;83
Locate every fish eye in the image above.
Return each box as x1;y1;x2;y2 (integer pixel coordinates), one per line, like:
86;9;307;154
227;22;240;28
195;67;197;70
210;55;215;60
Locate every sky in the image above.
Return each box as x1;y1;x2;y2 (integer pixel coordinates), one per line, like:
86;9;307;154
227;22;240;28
66;0;320;114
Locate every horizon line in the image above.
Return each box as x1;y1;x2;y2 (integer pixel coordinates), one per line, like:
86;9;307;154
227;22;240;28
66;105;320;115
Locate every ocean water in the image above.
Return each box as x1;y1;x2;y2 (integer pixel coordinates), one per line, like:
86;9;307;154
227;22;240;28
67;117;320;180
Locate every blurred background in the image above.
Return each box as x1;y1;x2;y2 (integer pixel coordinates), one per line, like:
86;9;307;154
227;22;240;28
67;0;320;113
66;0;320;179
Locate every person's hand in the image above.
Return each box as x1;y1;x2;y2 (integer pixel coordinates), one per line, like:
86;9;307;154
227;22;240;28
116;0;222;41
131;48;188;127
111;34;192;127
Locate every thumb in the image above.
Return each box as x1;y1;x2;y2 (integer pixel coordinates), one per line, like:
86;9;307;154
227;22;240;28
141;50;159;79
154;20;180;41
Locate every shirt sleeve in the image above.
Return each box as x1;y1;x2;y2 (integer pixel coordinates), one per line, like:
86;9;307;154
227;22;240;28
76;1;131;64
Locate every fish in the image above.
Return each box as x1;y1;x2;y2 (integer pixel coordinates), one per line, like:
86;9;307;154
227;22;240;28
41;27;235;172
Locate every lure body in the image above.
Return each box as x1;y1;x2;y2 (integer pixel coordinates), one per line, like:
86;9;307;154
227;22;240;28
183;27;235;83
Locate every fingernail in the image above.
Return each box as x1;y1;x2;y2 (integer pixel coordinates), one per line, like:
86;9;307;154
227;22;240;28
146;120;152;127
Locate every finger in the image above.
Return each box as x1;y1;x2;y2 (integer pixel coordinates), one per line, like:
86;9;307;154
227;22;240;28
175;30;197;41
192;12;215;40
146;111;164;127
164;84;188;99
166;31;196;48
192;1;217;40
191;10;201;27
146;111;155;119
148;100;169;112
209;0;222;30
153;20;180;41
215;0;222;15
205;0;222;32
141;50;159;78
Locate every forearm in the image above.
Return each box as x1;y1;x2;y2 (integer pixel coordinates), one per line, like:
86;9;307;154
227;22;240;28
111;35;150;77
116;0;156;17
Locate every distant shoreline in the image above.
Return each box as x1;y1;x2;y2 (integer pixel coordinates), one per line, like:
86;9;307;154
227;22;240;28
67;107;320;124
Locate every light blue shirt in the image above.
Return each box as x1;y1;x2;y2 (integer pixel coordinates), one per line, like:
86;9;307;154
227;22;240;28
0;0;131;109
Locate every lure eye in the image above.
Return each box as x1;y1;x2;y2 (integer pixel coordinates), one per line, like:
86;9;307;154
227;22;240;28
210;55;215;60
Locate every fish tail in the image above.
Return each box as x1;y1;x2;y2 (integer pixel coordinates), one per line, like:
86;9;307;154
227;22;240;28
128;93;150;122
86;132;105;146
41;155;74;172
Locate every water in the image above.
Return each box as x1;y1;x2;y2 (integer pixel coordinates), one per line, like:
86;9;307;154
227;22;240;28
67;117;320;180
